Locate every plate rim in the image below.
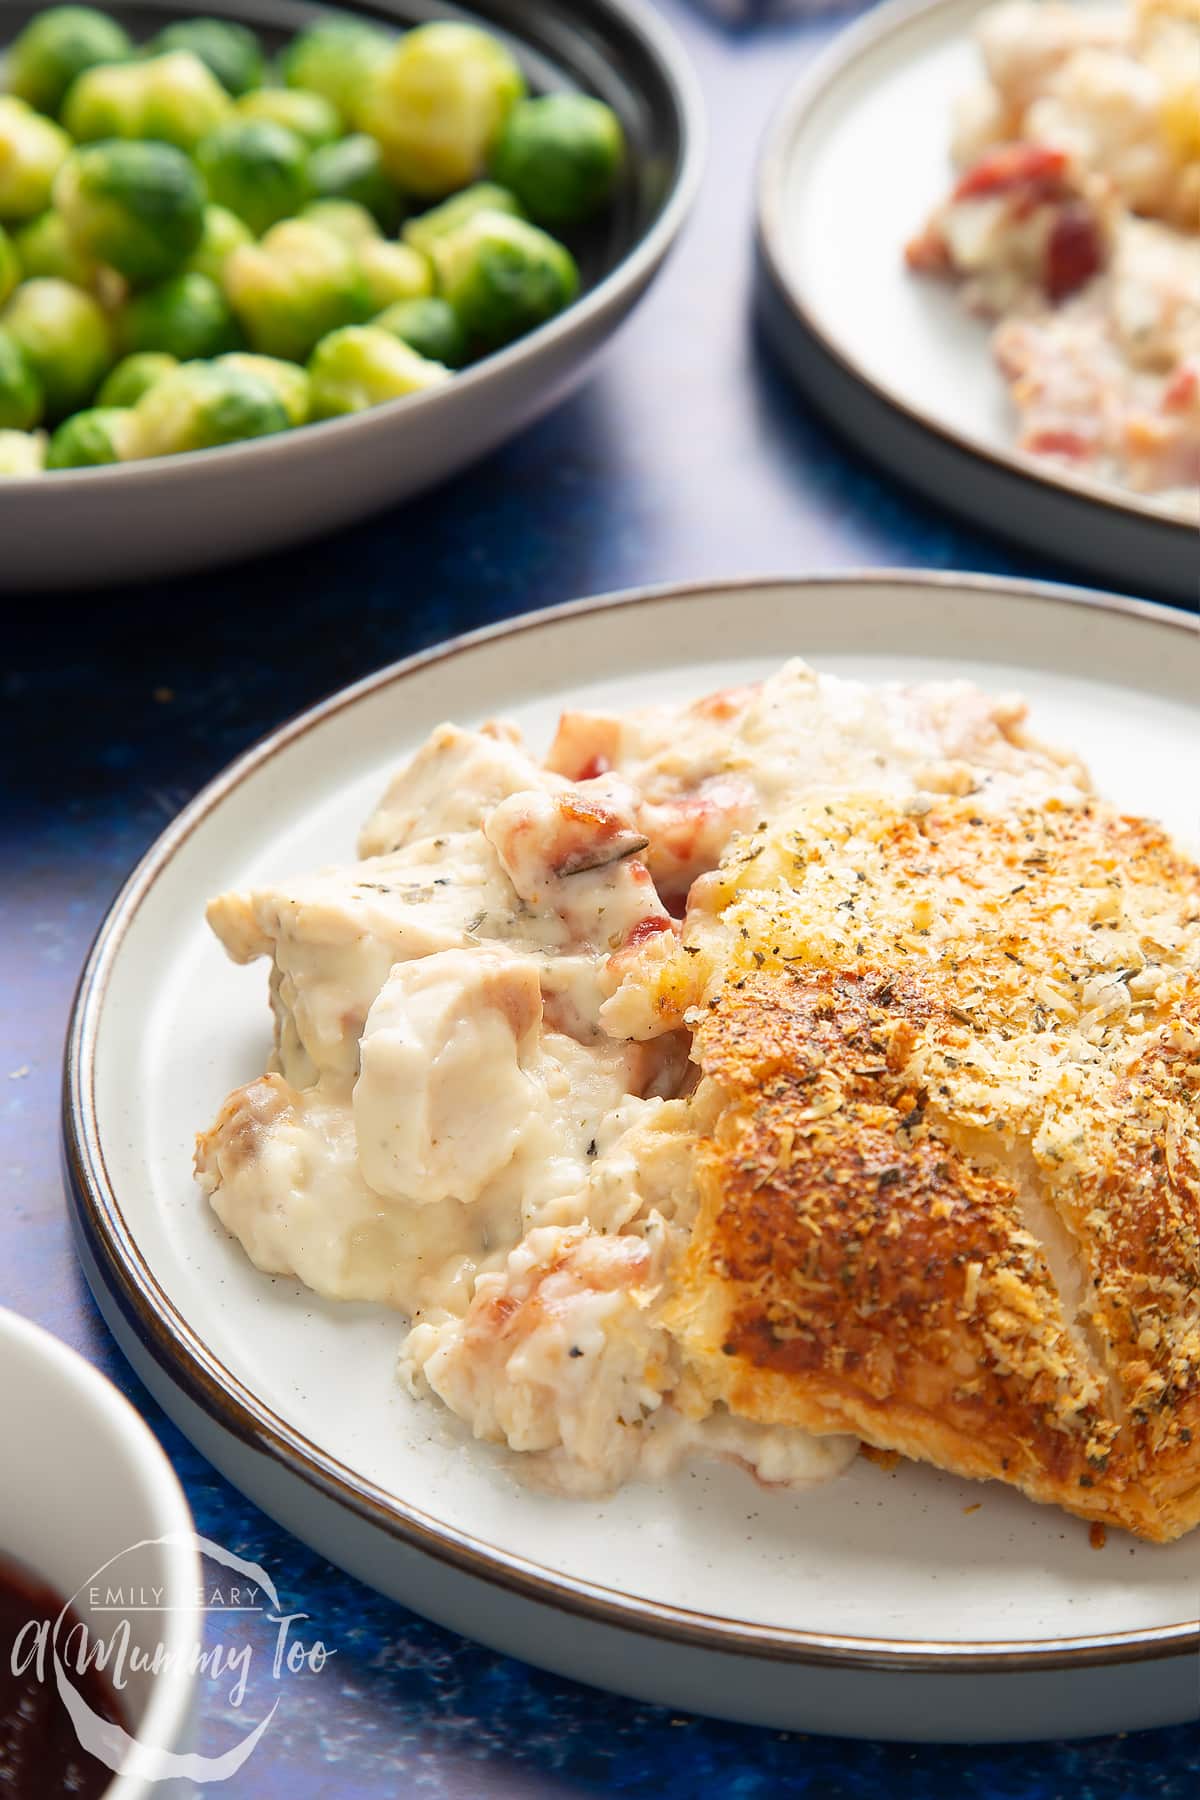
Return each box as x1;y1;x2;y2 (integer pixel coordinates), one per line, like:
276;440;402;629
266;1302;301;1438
753;0;1196;544
63;571;1200;1677
0;0;705;493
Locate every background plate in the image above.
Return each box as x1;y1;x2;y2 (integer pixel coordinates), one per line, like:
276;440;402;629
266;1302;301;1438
0;0;701;589
754;0;1199;605
65;575;1200;1741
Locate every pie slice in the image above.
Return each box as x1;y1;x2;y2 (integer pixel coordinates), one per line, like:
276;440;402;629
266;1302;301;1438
665;797;1200;1540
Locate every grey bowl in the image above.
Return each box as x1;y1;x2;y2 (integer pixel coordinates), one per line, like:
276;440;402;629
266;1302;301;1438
0;0;703;589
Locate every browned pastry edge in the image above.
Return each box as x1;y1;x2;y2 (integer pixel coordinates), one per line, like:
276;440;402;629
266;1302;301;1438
666;967;1200;1541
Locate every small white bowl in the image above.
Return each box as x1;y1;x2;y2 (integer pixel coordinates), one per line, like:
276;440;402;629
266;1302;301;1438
0;1307;201;1798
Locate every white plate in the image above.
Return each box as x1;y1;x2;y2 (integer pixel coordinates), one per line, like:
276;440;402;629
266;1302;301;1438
754;0;1199;605
0;0;702;591
64;574;1200;1743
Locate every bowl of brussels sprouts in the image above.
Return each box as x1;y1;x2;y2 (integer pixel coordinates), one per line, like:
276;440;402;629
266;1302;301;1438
0;0;701;587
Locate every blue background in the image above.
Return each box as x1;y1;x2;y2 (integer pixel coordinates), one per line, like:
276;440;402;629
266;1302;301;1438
2;1;1197;1792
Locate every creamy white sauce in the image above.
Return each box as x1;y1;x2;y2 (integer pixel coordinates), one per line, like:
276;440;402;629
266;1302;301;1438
634;1409;860;1490
357;722;562;858
195;1073;520;1313
355;948;543;1207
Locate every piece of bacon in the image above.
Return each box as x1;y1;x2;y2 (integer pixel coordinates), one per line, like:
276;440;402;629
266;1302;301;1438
952;142;1069;202
620;915;676;954
1043;202;1105;301
572;752;611;782
1163;361;1199;413
1023;427;1092;459
904;227;952;274
690;682;760;724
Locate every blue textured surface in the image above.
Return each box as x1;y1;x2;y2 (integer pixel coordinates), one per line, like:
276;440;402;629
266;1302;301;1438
2;1;1198;1793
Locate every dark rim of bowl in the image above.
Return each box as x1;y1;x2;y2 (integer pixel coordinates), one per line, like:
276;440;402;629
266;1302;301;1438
754;0;1196;542
0;0;705;486
63;573;1200;1676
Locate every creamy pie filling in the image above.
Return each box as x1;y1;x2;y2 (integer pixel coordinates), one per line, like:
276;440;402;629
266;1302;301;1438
197;660;1089;1494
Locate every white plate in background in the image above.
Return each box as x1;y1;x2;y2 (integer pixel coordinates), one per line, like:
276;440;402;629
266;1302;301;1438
755;0;1199;604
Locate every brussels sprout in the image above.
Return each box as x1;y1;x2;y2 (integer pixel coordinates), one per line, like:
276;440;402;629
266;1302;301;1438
7;7;133;117
431;210;577;348
359;238;432;311
223;218;370;361
0;427;46;473
2;276;111;417
12;209;98;288
196;118;311;237
490;94;624;225
0;324;43;428
307;323;448;417
120;271;240;359
97;349;177;407
147;19;265;98
374;295;465;368
0;99;72;223
183;202;252;285
55;140;205;283
0;225;18;306
299;198;379;247
45;403;132;467
308;133;402;232
214;351;309;425
127;357;290;457
237;87;340;149
63;51;233;152
280;19;392;127
402;181;521;258
358;22;525;197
